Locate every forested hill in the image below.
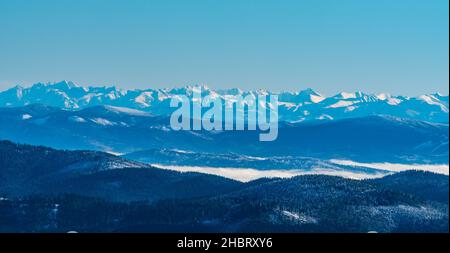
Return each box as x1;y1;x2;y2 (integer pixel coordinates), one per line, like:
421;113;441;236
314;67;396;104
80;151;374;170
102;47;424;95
0;140;448;232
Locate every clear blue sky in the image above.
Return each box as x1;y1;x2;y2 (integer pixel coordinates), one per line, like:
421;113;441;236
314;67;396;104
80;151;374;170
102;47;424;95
0;0;448;95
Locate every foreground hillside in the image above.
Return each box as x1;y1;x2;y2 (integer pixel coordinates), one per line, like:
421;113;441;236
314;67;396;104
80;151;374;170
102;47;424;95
0;141;243;202
0;172;447;233
0;141;448;232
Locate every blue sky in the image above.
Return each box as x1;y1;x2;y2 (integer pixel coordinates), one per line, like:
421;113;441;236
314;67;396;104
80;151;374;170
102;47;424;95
0;0;448;95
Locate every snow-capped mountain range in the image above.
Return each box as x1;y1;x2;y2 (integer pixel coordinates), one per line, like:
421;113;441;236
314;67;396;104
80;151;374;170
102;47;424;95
0;81;448;123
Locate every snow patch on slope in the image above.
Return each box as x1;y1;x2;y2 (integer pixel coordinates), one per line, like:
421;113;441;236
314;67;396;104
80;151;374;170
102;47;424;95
22;114;32;120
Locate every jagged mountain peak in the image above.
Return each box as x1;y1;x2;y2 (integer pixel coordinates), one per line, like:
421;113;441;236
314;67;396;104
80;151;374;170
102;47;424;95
217;88;244;96
0;81;448;123
299;88;321;96
51;80;79;89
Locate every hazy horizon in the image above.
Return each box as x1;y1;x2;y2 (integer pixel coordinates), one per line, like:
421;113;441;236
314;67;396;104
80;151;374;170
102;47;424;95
0;80;448;97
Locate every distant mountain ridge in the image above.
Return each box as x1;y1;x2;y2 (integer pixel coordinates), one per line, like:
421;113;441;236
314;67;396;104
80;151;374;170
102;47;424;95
0;104;447;163
0;81;448;123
